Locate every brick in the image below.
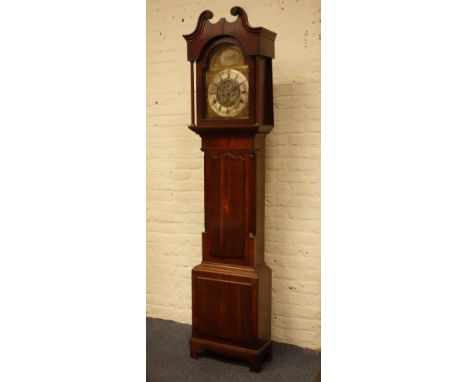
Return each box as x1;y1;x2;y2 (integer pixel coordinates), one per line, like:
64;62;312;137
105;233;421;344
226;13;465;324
288;133;320;146
276;218;320;234
276;169;317;183
287;158;320;171
287;206;320;220
272;302;318;320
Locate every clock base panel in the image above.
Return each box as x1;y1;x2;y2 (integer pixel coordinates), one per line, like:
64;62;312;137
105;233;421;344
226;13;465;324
190;336;272;372
190;262;272;372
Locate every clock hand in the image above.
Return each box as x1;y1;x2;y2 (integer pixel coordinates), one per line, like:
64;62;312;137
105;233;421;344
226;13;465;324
232;82;242;91
226;82;243;98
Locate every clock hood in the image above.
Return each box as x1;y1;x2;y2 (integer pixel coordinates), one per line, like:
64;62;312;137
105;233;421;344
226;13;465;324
183;6;276;62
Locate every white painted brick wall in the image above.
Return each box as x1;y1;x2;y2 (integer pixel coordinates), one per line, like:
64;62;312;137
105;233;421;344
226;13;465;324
147;0;321;350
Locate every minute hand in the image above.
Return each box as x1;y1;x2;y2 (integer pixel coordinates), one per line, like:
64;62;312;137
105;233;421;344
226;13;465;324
233;81;245;91
228;82;244;97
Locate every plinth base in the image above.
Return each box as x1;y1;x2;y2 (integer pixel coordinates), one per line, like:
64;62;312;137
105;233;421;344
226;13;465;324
190;336;272;372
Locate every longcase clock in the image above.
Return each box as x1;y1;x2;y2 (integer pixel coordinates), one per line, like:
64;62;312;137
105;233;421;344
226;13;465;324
183;6;276;372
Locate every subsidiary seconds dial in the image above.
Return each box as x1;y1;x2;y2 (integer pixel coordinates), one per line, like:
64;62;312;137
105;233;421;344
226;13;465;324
208;68;249;118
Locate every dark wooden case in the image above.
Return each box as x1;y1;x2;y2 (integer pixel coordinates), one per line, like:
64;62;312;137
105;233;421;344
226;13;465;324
183;7;276;372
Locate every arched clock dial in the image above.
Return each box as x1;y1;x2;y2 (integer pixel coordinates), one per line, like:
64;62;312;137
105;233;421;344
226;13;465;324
207;68;249;118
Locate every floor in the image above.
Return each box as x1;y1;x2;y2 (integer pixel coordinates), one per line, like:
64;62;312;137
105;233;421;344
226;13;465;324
147;318;320;381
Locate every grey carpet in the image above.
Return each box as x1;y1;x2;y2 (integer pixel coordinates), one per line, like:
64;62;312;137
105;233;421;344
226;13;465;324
147;317;320;381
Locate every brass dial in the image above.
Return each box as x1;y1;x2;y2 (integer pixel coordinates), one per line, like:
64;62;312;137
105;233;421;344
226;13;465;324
207;68;248;118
